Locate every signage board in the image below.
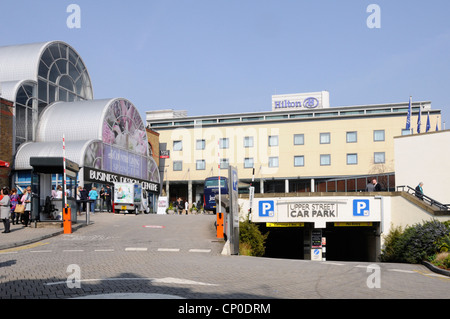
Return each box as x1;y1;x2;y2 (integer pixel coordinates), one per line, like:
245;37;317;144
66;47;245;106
272;91;330;112
266;222;304;228
251;196;381;228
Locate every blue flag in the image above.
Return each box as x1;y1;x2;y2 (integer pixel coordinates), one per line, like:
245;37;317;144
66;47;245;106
406;96;412;130
417;105;421;133
426;113;430;132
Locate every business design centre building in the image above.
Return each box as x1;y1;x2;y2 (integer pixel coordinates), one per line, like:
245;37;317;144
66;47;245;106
0;41;160;221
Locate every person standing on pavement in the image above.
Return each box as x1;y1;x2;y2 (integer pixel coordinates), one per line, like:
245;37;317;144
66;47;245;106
80;186;88;212
0;188;11;233
105;185;112;212
99;187;105;212
21;186;32;227
88;187;98;213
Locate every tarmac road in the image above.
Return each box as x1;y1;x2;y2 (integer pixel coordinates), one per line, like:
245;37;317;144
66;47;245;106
0;212;449;302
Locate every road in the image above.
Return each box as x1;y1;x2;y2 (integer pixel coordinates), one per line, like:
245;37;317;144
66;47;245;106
0;212;449;302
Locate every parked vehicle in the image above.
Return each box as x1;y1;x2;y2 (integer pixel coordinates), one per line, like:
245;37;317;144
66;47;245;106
114;182;149;214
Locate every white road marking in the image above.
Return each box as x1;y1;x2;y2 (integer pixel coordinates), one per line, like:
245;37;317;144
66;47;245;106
189;249;211;253
388;269;415;274
94;249;115;252
125;248;148;251
157;248;180;252
45;277;218;286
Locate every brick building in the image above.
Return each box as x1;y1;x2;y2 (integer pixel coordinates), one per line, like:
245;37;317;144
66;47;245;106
0;98;13;187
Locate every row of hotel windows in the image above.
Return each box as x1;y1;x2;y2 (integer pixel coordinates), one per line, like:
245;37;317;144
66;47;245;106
172;152;386;171
172;130;386;151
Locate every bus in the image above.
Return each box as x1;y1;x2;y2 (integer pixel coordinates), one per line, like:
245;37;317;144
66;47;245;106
203;176;228;213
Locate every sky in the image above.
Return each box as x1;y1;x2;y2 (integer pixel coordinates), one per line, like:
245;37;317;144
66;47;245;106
2;0;450;127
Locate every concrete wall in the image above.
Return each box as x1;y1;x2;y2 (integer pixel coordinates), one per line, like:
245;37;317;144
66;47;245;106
394;130;450;205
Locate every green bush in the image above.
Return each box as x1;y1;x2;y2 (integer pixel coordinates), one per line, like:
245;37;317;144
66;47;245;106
381;220;450;264
239;219;268;257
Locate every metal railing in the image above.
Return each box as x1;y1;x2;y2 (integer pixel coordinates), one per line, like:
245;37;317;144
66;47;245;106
396;185;450;211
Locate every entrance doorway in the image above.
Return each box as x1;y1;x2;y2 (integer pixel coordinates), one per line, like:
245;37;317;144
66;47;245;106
323;223;379;262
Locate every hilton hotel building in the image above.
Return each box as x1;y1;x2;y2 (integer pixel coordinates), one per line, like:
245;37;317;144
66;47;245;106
146;91;441;205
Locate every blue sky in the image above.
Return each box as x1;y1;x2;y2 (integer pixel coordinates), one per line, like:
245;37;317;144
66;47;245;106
2;1;450;127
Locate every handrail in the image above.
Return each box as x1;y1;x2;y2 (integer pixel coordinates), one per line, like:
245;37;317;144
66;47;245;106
396;185;450;211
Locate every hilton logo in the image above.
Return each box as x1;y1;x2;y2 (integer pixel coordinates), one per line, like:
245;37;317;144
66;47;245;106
274;97;320;110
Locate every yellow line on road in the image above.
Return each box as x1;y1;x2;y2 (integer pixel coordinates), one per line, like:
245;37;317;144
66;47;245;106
414;269;450;282
0;242;50;254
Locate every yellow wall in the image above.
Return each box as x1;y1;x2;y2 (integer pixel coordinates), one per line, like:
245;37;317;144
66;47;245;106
156;113;440;182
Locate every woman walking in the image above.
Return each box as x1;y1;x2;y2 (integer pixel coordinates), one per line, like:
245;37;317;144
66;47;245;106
0;188;11;233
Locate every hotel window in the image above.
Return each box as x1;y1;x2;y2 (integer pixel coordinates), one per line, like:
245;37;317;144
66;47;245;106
268;135;278;147
196;139;205;150
320;154;331;166
219;138;229;149
347;153;358;165
244;136;254;148
173;140;182;151
269;157;279;167
196;160;206;170
294;156;305;167
220;158;229;169
374;152;385;164
294;134;304;145
374;130;385;141
346;131;357;143
173;161;183;171
244;158;254;169
320;133;331;144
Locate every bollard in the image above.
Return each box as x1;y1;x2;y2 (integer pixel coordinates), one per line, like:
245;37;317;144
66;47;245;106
216;212;224;239
63;207;72;234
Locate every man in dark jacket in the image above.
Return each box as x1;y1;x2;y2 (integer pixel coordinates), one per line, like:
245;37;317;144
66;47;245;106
80;187;88;212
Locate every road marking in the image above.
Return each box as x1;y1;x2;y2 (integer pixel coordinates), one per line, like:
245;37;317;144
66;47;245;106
95;249;114;252
189;249;211;253
387;269;415;274
45;277;218;287
0;242;49;254
63;250;84;252
323;262;345;266
30;250;52;253
143;225;165;229
157;248;180;252
125;248;148;251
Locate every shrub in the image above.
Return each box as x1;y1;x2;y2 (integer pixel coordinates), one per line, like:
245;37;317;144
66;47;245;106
239;218;268;257
381;220;450;264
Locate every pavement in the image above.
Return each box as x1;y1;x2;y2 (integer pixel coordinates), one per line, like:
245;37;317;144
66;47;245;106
0;213;91;251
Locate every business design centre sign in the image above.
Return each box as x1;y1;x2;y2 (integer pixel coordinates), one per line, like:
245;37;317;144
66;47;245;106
272;91;330;112
253;197;381;227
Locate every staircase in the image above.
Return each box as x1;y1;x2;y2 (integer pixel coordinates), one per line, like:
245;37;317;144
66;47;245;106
396;185;449;214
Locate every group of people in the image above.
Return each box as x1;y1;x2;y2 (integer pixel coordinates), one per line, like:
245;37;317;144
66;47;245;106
76;185;112;215
0;186;32;234
174;197;203;215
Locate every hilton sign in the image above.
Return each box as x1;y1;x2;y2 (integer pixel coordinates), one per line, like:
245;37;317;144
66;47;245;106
272;91;330;112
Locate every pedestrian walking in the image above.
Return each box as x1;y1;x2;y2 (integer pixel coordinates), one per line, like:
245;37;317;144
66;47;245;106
415;182;424;200
9;188;20;225
1;188;11;233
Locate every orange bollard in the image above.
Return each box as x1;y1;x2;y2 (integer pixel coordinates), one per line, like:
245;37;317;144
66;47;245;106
216;212;224;239
63;207;72;234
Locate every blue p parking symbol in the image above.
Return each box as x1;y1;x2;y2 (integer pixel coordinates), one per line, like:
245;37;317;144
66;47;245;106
259;201;275;217
353;200;370;216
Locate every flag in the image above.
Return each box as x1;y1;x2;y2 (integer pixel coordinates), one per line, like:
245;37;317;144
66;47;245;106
417;105;421;133
405;96;412;130
426;113;430;132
